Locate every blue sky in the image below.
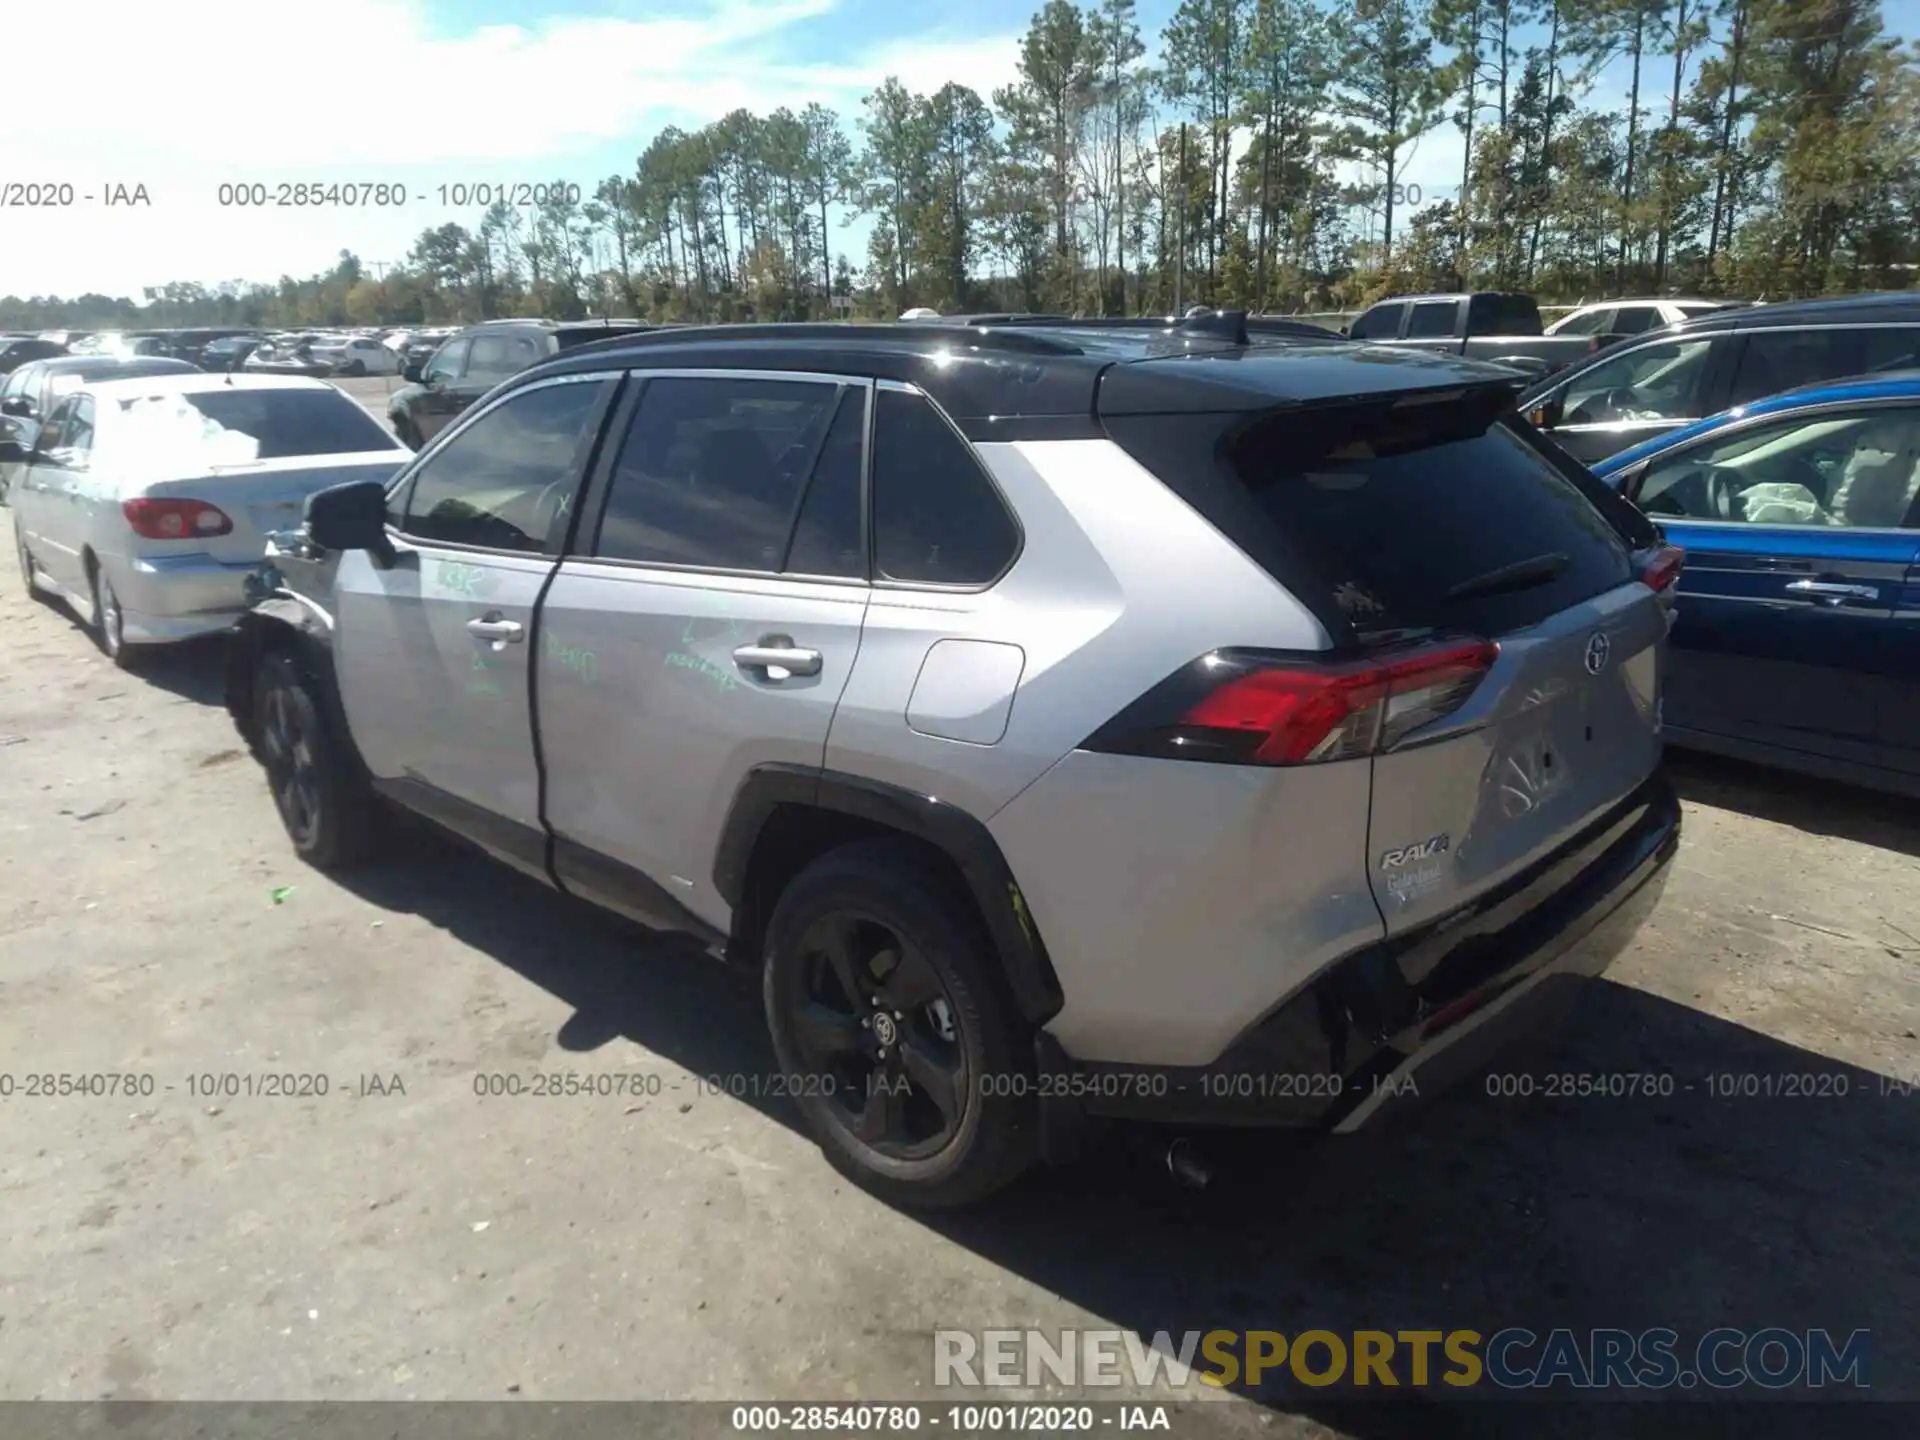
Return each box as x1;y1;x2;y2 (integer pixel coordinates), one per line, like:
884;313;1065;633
3;0;1915;300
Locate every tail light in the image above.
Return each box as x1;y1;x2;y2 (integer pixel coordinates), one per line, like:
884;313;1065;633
123;497;233;539
1638;544;1685;593
1084;639;1500;767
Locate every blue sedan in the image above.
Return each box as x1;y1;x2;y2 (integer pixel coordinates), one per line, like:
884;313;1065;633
1593;374;1920;796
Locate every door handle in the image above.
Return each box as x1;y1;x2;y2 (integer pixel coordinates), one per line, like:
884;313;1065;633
1784;579;1878;605
466;614;524;642
733;636;822;677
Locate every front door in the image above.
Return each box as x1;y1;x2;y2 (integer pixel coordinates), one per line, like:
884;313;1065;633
1536;334;1722;465
409;336;470;444
537;371;871;927
1625;402;1920;768
332;371;618;870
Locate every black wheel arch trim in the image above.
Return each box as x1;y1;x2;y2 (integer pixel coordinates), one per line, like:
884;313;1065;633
715;764;1065;1025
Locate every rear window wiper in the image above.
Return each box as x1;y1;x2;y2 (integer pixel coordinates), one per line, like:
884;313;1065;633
1444;551;1570;603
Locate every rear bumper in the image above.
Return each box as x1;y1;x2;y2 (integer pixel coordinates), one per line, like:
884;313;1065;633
112;553;259;642
1039;769;1681;1135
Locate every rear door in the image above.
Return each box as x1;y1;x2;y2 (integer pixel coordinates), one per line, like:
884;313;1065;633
1229;398;1662;935
1622;401;1920;768
331;371;619;870
536;369;871;927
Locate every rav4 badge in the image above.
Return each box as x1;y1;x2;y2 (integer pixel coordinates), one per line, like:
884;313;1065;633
1379;834;1450;870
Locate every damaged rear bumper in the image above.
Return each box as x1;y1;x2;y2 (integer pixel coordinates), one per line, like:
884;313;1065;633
1037;769;1681;1142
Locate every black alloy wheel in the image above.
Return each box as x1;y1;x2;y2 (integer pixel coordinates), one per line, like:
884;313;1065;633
787;910;968;1159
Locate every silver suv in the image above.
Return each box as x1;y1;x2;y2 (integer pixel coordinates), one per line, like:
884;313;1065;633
226;314;1684;1207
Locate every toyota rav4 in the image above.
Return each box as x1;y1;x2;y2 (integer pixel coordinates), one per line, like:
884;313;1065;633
226;312;1684;1207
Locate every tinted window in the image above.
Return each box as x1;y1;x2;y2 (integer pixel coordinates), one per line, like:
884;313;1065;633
785;388;866;578
423;338;468;383
1405;302;1458;339
595;376;840;571
1227;399;1632;638
871;387;1019;585
403;380;605;551
1559;338;1715;425
466;332;545;381
1466;294;1541;335
118;387;402;459
1609;306;1662;335
1637;407;1920;529
1860;327;1920;374
1728;328;1863;406
1;364;38;401
1350;304;1405;340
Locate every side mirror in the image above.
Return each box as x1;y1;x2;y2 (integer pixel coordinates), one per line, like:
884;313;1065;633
0;397;31;418
1526;395;1564;430
305;477;392;556
403;362;425;383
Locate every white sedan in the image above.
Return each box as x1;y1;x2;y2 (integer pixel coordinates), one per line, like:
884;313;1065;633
5;372;407;666
309;336;402;376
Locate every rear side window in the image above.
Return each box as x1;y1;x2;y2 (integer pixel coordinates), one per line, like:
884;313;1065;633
1609;306;1662;335
1350;304;1405;340
465;332;545;381
1728;328;1864;406
1226;400;1633;639
594;375;841;572
1405;302;1457;339
871;387;1020;586
1553;308;1612;337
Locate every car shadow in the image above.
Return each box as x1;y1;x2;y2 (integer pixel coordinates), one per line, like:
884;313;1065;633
332;843;1918;1426
1667;748;1920;860
127;635;230;707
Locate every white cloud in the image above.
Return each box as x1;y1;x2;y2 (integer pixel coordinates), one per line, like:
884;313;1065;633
1;0;1026;295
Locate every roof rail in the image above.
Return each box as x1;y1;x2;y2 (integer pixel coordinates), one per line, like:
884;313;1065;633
556;320;1089;358
987;309;1332;343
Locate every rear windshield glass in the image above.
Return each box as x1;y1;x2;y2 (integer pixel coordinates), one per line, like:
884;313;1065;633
117;387;401;459
1466;294;1542;336
1227;400;1632;640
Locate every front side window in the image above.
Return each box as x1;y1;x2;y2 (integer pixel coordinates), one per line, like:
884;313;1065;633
1553;308;1612;337
594;375;842;571
63;397;96;459
1636;407;1920;529
1350;303;1405;341
401;380;606;552
423;338;468;384
1608;306;1662;335
1558;338;1716;426
34;397;76;454
871;387;1020;586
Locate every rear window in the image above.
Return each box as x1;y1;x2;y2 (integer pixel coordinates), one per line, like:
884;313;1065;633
117;387;401;459
1225;397;1633;640
1466;294;1543;336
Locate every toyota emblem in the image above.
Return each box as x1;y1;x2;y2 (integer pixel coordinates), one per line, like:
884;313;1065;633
1584;631;1612;675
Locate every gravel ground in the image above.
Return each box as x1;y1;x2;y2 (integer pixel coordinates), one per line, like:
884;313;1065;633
1;477;1915;1433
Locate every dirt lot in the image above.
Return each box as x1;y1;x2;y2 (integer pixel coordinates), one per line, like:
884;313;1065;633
0;492;1915;1429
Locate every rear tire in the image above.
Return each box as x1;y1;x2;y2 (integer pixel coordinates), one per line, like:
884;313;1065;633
253;650;382;870
90;564;139;668
345;360;367;378
762;840;1039;1209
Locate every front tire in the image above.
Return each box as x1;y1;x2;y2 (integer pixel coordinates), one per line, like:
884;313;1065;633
762;841;1039;1208
16;526;51;605
392;416;421;450
344;360;367;378
253;650;382;870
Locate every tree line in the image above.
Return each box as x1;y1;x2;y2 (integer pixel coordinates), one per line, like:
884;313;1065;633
5;0;1915;333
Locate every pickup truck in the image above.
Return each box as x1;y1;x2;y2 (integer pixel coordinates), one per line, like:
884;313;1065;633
1343;292;1615;378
